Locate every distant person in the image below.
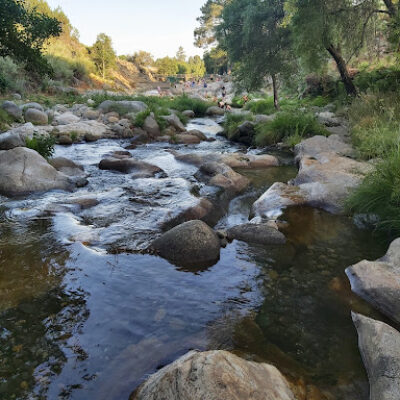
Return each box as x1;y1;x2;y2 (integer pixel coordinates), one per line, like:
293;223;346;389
222;86;227;98
242;94;249;105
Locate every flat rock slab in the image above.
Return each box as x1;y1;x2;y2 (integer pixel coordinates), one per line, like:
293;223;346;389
346;238;400;325
227;223;286;245
131;350;295;400
352;313;400;400
55;121;110;142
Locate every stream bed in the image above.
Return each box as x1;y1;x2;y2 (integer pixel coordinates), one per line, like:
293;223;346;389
0;118;390;400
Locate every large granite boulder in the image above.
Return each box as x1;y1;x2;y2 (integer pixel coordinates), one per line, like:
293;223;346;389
130;350;296;400
227;223;286;245
151;220;221;267
24;108;48;125
49;157;85;177
0;147;72;196
346;238;400;325
1;101;22;120
54;121;110;142
162;113;185;132
98;100;147;114
352;313;400;400
143;114;160;137
52;112;80;126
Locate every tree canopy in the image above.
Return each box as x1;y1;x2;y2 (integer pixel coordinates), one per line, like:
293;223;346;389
0;0;62;75
90;33;116;79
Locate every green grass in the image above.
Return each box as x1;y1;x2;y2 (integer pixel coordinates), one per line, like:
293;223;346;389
0;109;14;132
25;134;56;159
245;98;276;115
254;112;328;147
347;149;400;235
349;92;400;159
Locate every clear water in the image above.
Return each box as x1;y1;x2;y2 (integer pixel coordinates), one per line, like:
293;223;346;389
0;118;389;400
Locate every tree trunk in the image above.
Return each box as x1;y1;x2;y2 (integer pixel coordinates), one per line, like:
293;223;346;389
272;74;280;110
383;0;396;17
326;44;357;96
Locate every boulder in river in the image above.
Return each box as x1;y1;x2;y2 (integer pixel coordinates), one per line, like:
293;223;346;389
151;220;221;268
227;223;286;245
24;108;48;125
99;157;164;178
352;312;400;400
170;134;201;145
49;157;85;177
143;114;160;138
162;113;185;132
0;147;72;196
221;153;279;169
206;106;225;116
54;121;110;142
182;110;195;118
1;101;22;121
346;238;400;325
130;350;296;400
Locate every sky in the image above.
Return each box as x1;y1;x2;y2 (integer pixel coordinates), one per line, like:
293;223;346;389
46;0;206;59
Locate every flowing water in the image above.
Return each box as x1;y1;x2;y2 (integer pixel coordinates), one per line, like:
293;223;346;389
0;118;389;400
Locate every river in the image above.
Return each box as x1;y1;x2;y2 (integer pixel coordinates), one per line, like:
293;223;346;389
0;117;389;399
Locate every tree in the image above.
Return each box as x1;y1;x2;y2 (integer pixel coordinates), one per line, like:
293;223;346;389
188;55;206;77
176;46;186;62
155;57;179;75
204;46;228;74
90;33;116;79
130;51;154;68
0;0;62;75
194;0;227;48
290;0;389;96
218;0;292;109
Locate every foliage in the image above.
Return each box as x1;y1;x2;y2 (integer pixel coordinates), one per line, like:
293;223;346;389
25;133;56;159
254;111;328;146
129;51;154;68
203;47;228;74
0;56;27;93
245;98;276;115
223;112;253;139
0;108;14;132
176;46;186;62
349;92;400;159
354;66;400;93
90;33;116;79
347;149;400;235
134;109;151;127
155;57;179;75
0;0;62;75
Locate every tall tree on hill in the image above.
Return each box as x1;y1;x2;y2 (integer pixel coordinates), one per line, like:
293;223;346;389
218;0;292;109
0;0;61;75
176;46;186;62
90;33;116;79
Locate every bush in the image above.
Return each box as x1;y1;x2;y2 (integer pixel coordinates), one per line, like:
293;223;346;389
25;134;56;159
354;66;400;93
347;149;400;235
0;56;27;94
0;109;14;132
134;109;151;127
223;113;253;139
169;95;212;117
46;56;74;82
254;112;328;147
245;98;276;115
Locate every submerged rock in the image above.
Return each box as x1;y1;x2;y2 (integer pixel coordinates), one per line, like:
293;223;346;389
0;147;72;196
170;134;200;145
151;220;220;268
131;350;296;400
352;313;400;400
49;157;85;177
99;157;164;178
346;238;400;325
227;223;286;245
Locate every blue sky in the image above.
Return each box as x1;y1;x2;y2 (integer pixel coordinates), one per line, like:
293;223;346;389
46;0;206;58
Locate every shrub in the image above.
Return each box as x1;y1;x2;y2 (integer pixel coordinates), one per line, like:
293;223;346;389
25;134;56;159
134;109;151;127
176;111;189;125
0;56;27;94
349;93;400;159
46;56;74;82
254;112;328;147
169;95;212;117
223;113;253;139
0;109;13;132
245;98;276;115
347;149;400;235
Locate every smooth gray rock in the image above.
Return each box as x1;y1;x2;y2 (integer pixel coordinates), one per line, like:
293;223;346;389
206;106;225;116
52;112;80;126
99;157;164;178
346;238;400;325
227;223;286;245
143;114;160;137
352;313;400;400
162;113;185;132
0;147;72;196
98;100;147;114
24;108;48;125
131;350;296;400
49;157;85;177
151;220;221;267
1;101;22;120
20;102;44;112
182;109;195;118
